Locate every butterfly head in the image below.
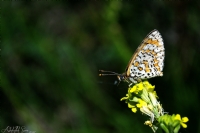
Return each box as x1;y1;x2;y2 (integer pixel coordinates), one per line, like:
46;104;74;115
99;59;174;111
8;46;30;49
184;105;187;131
117;73;126;82
99;70;128;85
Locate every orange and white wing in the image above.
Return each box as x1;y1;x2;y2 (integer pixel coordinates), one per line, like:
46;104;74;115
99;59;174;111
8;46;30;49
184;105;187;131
125;29;165;83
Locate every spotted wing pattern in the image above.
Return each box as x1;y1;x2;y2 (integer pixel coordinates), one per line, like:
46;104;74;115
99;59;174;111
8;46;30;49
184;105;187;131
126;29;165;83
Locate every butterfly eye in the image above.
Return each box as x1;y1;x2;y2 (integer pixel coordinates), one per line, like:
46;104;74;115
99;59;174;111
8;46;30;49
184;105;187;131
117;75;124;81
121;76;125;80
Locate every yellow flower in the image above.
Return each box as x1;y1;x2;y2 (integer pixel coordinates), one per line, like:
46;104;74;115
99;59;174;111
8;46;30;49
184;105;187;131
131;107;137;113
137;82;144;91
129;82;144;94
143;81;155;92
130;85;137;93
120;94;129;101
136;99;147;108
174;114;189;128
128;103;137;113
121;80;189;133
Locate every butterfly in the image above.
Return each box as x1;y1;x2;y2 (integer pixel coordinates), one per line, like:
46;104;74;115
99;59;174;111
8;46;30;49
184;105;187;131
99;29;165;86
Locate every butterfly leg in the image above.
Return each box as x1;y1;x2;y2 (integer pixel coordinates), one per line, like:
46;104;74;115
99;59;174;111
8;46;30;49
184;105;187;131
136;78;142;83
128;83;133;87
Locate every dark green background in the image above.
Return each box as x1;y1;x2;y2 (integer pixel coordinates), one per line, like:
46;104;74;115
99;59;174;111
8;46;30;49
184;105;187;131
1;1;200;133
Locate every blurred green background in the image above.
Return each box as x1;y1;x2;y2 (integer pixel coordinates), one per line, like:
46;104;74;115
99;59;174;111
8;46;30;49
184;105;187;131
1;1;200;133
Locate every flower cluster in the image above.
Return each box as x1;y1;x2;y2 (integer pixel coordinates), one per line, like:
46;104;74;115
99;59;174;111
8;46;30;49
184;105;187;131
158;114;189;133
121;81;189;133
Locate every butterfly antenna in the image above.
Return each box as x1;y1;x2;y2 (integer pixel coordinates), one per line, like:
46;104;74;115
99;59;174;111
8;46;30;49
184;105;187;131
99;70;119;74
99;70;120;76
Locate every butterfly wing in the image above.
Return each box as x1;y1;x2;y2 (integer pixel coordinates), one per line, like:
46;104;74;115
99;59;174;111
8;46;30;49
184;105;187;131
125;29;165;83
